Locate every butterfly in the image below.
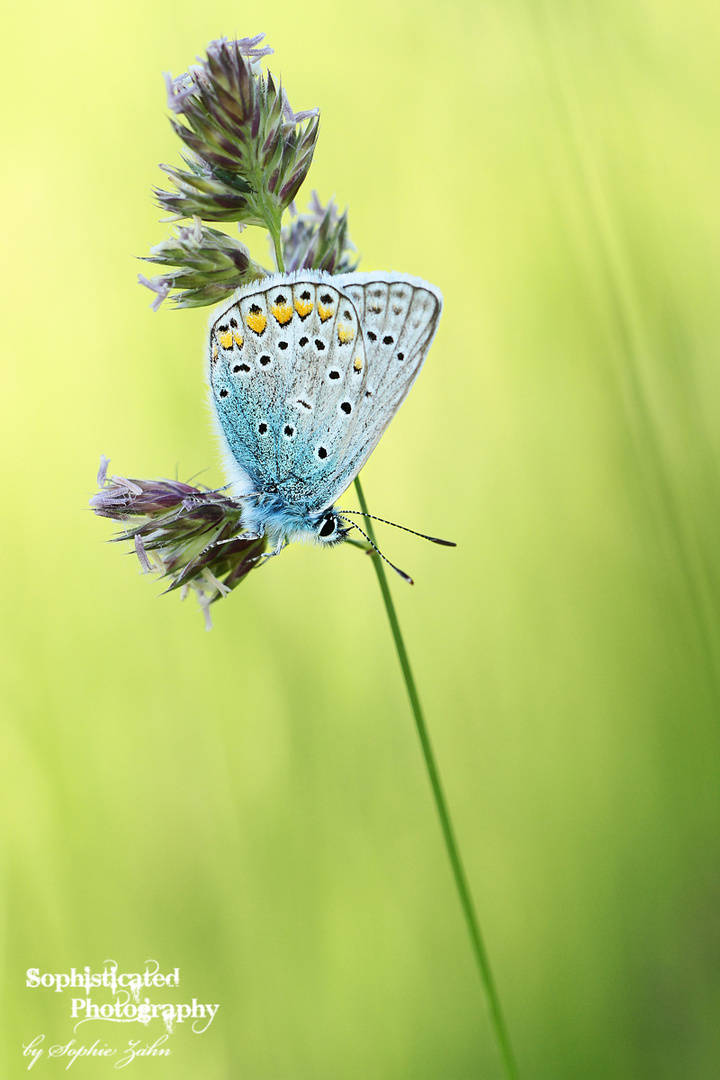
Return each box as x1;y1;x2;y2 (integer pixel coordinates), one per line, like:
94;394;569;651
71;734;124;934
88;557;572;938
207;270;443;570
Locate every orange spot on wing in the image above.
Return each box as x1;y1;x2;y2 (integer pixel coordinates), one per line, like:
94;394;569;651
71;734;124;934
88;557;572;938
294;297;313;318
218;330;233;349
353;356;363;372
271;302;293;325
338;325;355;344
233;330;244;348
318;304;333;323
212;341;219;362
245;309;267;335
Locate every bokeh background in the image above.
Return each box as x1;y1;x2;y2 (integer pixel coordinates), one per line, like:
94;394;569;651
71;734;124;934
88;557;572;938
2;0;720;1077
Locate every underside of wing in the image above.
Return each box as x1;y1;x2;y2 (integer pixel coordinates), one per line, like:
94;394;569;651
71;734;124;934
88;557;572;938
207;270;442;513
313;271;443;506
207;271;370;507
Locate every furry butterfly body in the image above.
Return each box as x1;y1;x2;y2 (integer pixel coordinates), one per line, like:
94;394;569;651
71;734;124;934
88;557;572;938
207;269;442;549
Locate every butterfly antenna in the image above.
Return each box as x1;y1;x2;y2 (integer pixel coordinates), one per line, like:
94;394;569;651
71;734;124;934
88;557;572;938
339;517;414;585
338;510;456;547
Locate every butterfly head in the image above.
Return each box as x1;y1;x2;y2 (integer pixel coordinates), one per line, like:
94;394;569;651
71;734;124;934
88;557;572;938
313;509;349;547
240;492;349;548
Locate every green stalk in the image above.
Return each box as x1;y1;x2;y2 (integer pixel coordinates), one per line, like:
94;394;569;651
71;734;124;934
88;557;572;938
266;211;285;273
354;475;520;1080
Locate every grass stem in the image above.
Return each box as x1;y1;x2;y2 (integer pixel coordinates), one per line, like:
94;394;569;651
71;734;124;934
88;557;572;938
354;474;520;1080
268;215;285;273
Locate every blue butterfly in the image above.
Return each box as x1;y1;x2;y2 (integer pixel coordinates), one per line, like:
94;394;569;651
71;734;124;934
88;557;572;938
207;270;444;572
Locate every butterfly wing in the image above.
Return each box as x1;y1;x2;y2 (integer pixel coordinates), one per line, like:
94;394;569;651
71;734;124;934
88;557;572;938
208;271;368;501
208;270;441;512
308;271;443;509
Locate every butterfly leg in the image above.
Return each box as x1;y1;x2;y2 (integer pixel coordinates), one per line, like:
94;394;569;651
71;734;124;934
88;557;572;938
211;530;265;546
258;538;287;561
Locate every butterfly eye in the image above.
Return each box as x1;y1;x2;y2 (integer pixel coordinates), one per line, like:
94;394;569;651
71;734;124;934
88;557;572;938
318;515;336;538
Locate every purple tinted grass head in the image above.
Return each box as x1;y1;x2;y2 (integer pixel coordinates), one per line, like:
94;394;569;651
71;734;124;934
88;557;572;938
139;221;267;309
164;34;274;114
144;34;321;308
154;36;319;228
281;192;358;274
91;459;266;629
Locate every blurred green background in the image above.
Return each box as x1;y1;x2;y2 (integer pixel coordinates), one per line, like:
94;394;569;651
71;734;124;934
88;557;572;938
2;0;720;1076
